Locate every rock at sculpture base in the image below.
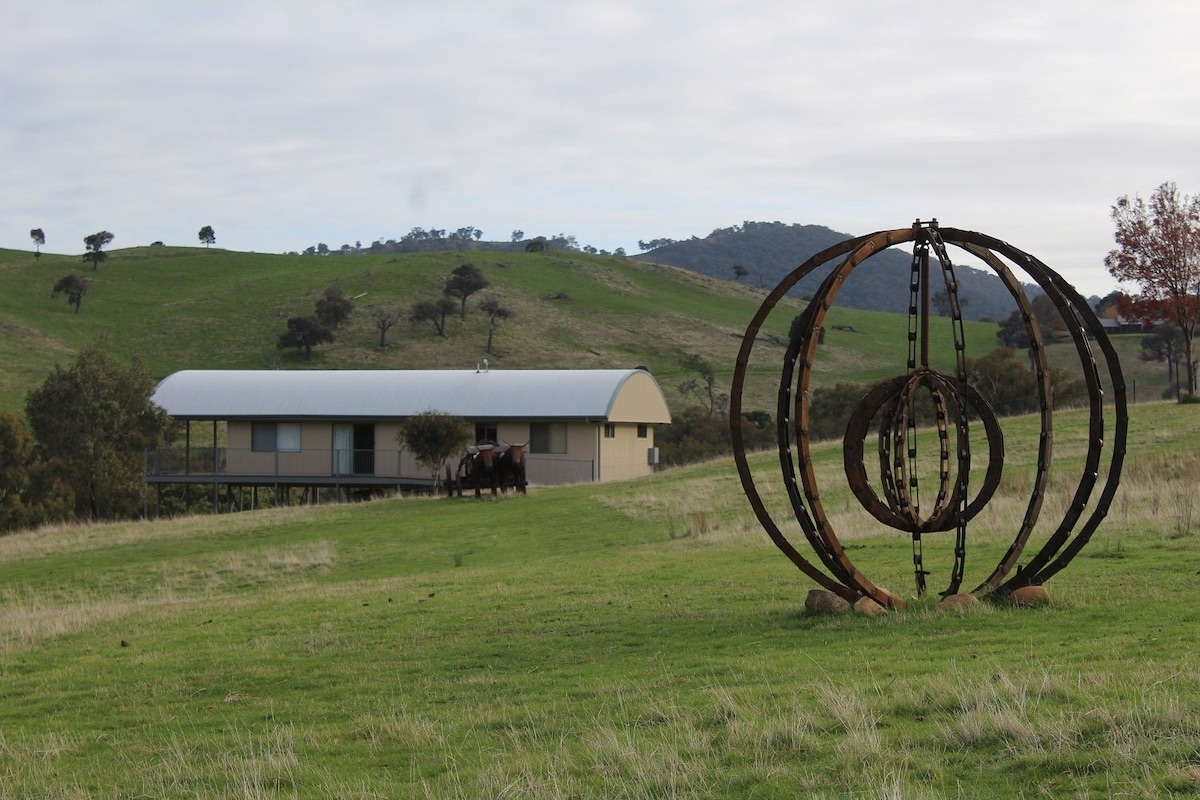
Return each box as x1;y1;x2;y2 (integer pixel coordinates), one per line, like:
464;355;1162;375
805;589;850;615
937;593;981;612
875;587;905;609
853;596;888;617
1011;585;1050;607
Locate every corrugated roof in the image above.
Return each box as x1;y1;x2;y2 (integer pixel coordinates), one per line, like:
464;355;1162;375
151;368;670;421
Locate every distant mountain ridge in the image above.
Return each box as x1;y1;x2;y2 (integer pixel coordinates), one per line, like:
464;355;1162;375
632;221;1021;321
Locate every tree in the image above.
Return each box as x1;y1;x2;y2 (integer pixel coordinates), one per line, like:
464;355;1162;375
732;264;749;281
396;410;471;493
198;225;216;247
966;348;1088;416
443;263;489;319
30;228;45;260
524;237;546;253
1105;182;1200;396
314;285;353;329
277;315;334;361
448;226;483;250
410;298;456;337
372;307;400;348
1140;324;1184;394
24;342;172;521
678;354;726;417
933;289;969;317
479;295;512;355
1029;293;1066;335
0;412;36;532
511;229;525;243
655;405;731;467
52;275;89;313
82;231;114;271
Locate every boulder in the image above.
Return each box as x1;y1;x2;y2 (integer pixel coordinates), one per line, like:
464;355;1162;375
805;589;850;615
1011;585;1050;607
937;593;981;612
874;586;905;609
853;596;888;617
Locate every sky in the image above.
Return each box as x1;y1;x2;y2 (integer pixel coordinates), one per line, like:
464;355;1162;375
3;1;1199;298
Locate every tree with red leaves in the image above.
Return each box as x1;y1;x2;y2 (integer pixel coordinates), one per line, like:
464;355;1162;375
1105;182;1200;398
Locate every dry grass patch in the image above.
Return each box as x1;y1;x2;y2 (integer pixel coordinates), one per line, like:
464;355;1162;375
0;540;335;650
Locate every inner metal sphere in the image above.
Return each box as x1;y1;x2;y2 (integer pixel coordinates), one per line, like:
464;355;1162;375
729;220;1127;608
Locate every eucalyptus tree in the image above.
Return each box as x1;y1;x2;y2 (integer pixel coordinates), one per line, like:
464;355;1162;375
82;231;114;271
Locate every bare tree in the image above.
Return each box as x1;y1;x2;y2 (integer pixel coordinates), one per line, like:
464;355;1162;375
479;295;512;355
373;307;400;348
1105;181;1200;396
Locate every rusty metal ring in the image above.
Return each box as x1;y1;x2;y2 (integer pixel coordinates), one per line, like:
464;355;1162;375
843;370;1004;534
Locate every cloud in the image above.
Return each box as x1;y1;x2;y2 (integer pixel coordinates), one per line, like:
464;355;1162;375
3;0;1200;295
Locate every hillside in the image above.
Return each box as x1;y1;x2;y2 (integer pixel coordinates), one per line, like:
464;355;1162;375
633;220;1026;321
0;245;1012;416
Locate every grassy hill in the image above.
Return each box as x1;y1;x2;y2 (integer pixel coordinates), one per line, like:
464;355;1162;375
1;401;1197;797
1;244;1176;427
0;245;1019;418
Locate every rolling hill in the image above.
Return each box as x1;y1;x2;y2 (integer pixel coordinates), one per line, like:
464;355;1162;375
633;220;1028;321
0;243;1171;419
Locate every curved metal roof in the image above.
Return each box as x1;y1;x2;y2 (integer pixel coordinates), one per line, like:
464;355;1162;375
151;368;671;422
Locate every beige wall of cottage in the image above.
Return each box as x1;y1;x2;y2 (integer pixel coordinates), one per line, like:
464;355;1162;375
222;413;655;485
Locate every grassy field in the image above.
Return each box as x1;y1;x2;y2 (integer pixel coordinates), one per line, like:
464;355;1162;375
2;401;1197;798
2;245;1027;416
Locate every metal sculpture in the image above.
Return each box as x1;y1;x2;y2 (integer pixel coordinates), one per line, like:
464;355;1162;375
730;220;1127;607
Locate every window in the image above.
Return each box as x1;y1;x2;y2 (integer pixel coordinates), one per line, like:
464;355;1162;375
637;423;648;439
604;423;616;439
475;422;498;445
530;422;567;454
251;422;301;452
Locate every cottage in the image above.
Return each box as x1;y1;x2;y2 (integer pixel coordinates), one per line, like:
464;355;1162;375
145;368;672;499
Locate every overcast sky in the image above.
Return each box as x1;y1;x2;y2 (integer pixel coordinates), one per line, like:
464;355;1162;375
4;1;1199;297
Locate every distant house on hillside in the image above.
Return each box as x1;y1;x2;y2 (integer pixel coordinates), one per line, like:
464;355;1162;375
1097;316;1145;335
145;367;671;505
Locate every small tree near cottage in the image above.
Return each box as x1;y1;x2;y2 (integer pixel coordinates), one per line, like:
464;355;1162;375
396;411;472;493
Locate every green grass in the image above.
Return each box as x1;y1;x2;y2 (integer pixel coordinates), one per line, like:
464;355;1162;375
2;402;1198;798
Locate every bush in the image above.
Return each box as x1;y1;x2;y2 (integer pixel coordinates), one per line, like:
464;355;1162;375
656;407;776;467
